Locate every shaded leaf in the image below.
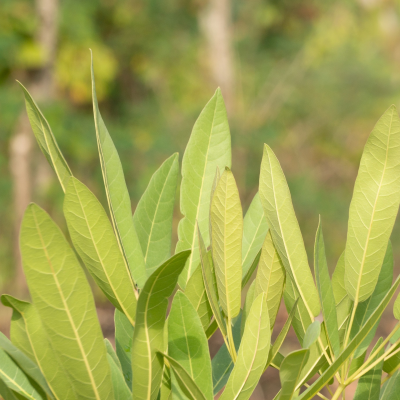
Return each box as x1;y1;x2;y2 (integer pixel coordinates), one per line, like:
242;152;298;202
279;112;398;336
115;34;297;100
107;354;131;400
241;280;256;337
380;369;400;399
241;250;261;289
303;321;321;349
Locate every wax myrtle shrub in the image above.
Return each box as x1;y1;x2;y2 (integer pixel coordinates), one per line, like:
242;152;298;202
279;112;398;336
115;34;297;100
2;57;400;400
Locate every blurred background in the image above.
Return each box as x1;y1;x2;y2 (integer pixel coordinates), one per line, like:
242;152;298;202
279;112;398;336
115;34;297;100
1;0;400;397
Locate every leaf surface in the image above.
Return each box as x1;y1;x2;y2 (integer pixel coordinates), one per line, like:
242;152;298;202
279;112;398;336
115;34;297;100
303;321;321;349
107;354;131;400
380;370;400;399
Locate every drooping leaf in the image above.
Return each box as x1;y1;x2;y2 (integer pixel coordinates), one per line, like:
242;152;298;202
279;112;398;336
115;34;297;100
133;153;179;275
242;192;269;279
278;349;310;400
353;338;383;400
303;321;321;349
380;369;400;399
91;55;146;288
254;230;285;329
107;354;131;400
131;251;190;400
168;291;213;400
241;280;256;337
20;203;113;400
314;218;340;357
18;82;72;192
344;105;400;303
351;242;393;357
210;167;242;321
184;264;213;331
1;296;77;400
259;144;320;317
297;274;400;400
219;293;270;400
64;177;137;325
176;88;231;288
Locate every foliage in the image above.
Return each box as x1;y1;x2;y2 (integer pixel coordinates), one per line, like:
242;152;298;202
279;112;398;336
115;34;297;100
2;60;400;400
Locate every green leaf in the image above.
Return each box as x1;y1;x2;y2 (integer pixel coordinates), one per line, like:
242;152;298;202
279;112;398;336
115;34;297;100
259;144;320;317
380;369;400;399
394;295;400;320
0;349;44;400
345;105;400;303
160;354;208;400
18;82;72;192
0;378;22;400
198;227;226;336
303;321;321;349
212;313;242;396
219;293;271;400
20;203;113;400
209;167;221;245
176;88;231;288
254;230;285;329
351;242;393;357
242;192;269;279
297;274;400;400
1;296;77;400
91;55;146;288
131;251;191;400
114;309;133;389
168;291;213;400
314;218;340;357
64;177;137;325
278;349;309;400
133;153;179;275
354;338;384;400
184;264;212;331
160;366;172;400
241;250;261;289
104;339;122;372
241;280;255;337
107;354;131;400
210;167;242;320
0;333;53;399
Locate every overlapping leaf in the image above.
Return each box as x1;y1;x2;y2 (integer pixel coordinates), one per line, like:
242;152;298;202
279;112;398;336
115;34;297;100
107;354;131;400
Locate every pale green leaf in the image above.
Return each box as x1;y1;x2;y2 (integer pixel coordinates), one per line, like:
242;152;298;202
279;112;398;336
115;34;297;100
241;280;255;337
314;218;340;357
104;339;122;372
160;366;172;400
133;153;179;275
107;354;131;400
64;177;137;325
241;249;261;289
348;350;366;377
303;321;321;349
176;88;231;288
131;251;190;400
259;144;320;317
242;192;269;279
345;105;400;303
91;55;146;288
297;274;400;400
20;203;113;400
18;82;72;192
254;230;285;329
354;338;383;400
219;293;271;400
0;378;22;400
394;295;400;320
210;167;242;320
380;369;400;399
209;167;221;244
279;349;309;400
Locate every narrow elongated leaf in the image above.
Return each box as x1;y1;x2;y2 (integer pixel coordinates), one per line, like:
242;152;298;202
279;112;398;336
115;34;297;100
354;338;383;400
212;313;242;396
114;309;133;388
185;264;212;330
259;144;320;317
0;333;53;399
279;349;309;400
0;378;21;400
297;274;400;400
176;88;231;288
107;354;131;400
133;153;179;275
394;294;400;320
131;251;190;400
160;354;208;400
303;321;321;349
314;219;340;357
160;366;172;400
254;230;285;329
20;203;113;400
351;242;393;357
209;167;220;245
241;280;256;337
198;227;226;336
345;105;400;303
18;82;72;192
0;349;44;400
242;192;269;278
380;370;400;399
219;293;271;400
91;55;146;288
168;291;213;400
241;250;261;289
1;296;78;400
104;339;122;372
211;167;242;320
64;177;137;324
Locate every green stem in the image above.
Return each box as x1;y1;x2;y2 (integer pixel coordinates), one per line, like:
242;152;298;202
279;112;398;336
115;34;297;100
331;384;345;400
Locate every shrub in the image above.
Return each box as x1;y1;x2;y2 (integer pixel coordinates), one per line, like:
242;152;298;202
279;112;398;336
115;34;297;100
1;57;400;400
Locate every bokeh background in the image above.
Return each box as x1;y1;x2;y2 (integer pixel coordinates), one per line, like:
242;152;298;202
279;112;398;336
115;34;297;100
1;0;400;398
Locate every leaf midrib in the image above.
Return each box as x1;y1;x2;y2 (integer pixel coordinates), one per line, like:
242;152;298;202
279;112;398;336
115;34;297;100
0;368;36;400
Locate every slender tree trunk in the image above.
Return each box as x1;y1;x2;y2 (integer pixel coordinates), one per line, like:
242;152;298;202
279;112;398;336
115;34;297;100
9;0;58;295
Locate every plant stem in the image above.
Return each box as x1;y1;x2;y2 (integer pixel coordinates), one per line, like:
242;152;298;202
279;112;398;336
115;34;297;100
331;384;345;400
